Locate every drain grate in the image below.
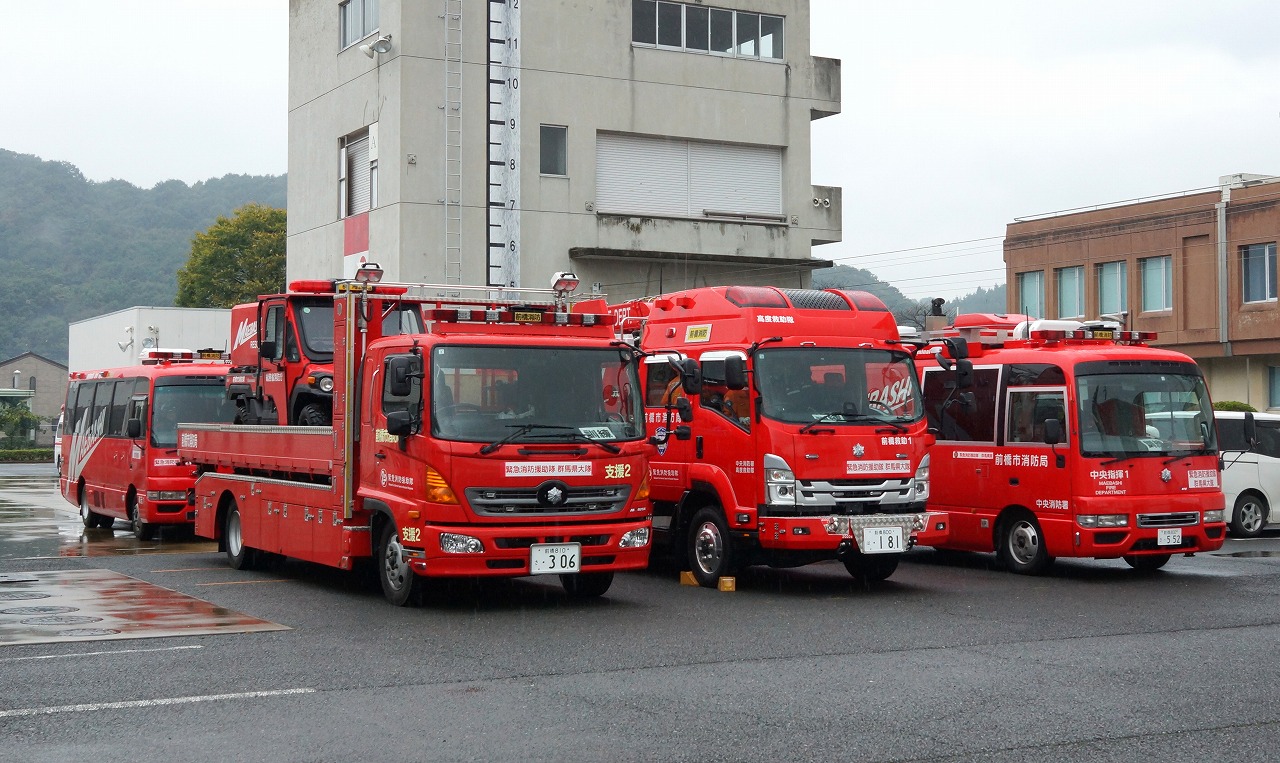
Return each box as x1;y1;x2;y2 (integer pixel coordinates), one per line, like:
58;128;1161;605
56;628;122;638
0;606;78;616
19;615;103;626
0;592;51;601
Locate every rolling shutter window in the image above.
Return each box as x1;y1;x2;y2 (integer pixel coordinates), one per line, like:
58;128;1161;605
346;134;371;216
596;133;781;218
689;141;781;216
595;133;690;217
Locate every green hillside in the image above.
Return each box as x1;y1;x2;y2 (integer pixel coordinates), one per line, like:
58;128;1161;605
0;149;285;363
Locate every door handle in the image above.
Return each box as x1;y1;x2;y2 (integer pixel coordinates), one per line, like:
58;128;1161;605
374;452;386;459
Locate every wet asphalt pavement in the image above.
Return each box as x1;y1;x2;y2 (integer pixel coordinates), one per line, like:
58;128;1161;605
3;462;1280;762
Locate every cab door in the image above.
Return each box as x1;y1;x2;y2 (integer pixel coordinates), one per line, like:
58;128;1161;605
257;301;289;423
921;365;1002;550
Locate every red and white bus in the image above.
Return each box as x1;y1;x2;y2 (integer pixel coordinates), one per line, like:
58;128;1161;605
59;350;236;539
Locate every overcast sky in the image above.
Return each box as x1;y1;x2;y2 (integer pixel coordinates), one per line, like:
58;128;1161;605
4;1;1278;301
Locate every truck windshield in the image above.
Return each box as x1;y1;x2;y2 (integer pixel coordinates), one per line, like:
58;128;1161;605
754;348;923;426
430;346;644;445
1076;366;1217;460
293;299;335;358
151;381;237;448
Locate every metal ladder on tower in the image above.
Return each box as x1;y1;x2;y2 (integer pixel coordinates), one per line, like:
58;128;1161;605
442;0;463;285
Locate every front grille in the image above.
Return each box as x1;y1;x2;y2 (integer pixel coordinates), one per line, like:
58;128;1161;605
783;477;917;516
494;534;610;549
466;485;630;516
1136;512;1199;528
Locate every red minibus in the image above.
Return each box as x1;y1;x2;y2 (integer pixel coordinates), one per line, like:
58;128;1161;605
59;350;235;539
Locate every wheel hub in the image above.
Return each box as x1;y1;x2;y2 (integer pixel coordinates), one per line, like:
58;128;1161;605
1009;521;1040;565
693;522;723;575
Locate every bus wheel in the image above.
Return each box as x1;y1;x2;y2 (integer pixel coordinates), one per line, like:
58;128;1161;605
297;403;331;427
560;572;614;599
79;491;103;529
688;507;737;588
843;551;900;583
377;522;424;607
129;496;155;541
997;513;1051;575
1124;554;1171;572
1230;493;1268;538
224;501;257;570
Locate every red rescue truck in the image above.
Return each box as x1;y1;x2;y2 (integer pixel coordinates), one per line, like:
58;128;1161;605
180;268;653;605
226;282;423;425
919;314;1227;573
611;285;947;587
60;349;235;539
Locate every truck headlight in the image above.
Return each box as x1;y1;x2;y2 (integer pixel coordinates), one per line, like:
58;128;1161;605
764;455;796;506
1203;510;1224;523
913;454;930;501
1077;514;1129;528
146;490;187;502
439;533;483;554
620;528;651;548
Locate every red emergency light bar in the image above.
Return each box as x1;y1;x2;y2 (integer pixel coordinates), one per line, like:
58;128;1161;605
1030;329;1157;343
287;279;408;296
724;286;788;309
426;308;615;327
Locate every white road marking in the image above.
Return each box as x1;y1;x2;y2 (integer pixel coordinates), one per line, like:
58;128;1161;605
0;645;203;663
0;688;315;718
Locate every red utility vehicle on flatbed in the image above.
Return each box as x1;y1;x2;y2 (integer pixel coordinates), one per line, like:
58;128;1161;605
180;269;653;604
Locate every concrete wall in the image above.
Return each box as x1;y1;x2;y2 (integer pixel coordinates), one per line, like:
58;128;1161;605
287;0;840;299
68;307;232;373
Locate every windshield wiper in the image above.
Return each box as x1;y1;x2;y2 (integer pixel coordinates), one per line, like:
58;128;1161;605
480;424;577;455
526;429;622;454
1099;451;1166;467
799;412;847;434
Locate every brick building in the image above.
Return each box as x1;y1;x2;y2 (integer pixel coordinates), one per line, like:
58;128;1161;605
1005;174;1280;410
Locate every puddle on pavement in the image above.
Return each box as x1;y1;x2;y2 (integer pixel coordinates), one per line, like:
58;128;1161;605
0;569;288;646
0;475;215;560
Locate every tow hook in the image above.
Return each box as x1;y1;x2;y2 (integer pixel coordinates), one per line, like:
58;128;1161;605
835;539;854;560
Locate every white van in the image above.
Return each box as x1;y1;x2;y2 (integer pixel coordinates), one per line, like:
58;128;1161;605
1218;411;1280;538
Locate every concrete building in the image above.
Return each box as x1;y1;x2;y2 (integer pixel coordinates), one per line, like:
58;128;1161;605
0;352;68;446
287;0;841;299
1004;174;1280;410
68;307;232;373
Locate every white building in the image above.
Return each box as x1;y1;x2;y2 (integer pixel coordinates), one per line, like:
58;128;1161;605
287;0;841;298
68;307;232;372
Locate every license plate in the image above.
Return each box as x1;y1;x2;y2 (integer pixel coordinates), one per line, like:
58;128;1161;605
1157;528;1182;546
861;527;905;554
530;543;581;574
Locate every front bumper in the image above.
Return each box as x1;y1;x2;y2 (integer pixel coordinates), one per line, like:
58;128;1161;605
405;519;652;577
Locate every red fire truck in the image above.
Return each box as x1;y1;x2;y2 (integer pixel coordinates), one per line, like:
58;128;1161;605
179;268;653;605
226;282;423;425
611;285;947;587
919;314;1227;573
59;349;235;539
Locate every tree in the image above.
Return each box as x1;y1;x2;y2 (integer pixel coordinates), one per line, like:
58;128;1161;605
175;203;286;308
0;401;40;444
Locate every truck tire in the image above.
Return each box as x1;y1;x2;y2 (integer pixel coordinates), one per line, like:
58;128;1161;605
297;403;331;427
687;506;738;588
224;501;258;570
129;495;156;541
1230;493;1269;538
560;572;614;599
377;522;424;607
842;551;900;583
996;512;1051;575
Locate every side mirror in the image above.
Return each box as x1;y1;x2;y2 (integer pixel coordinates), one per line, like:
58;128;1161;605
386;355;422;398
259;340;278;360
126;418;142;439
679;358;702;396
723;356;747;391
386;410;416;438
1043;418;1062;446
673;425;692;441
1244;412;1257;449
943;337;970;360
955;358;974;390
676;397;693;423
